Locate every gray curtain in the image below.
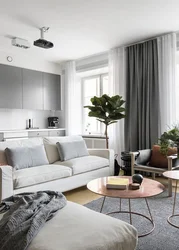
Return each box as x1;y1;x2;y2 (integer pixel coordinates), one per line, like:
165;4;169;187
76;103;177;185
125;39;159;151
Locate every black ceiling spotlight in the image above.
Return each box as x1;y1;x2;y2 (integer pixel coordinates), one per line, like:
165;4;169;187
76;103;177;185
34;27;54;49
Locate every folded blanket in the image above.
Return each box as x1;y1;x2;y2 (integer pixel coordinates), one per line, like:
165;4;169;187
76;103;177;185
0;190;66;250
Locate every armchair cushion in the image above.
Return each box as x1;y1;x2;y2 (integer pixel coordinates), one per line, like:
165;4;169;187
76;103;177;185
149;145;177;168
136;149;152;165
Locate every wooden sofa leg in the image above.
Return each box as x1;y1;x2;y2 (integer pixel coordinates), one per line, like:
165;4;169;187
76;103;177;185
168;179;172;197
152;173;155;180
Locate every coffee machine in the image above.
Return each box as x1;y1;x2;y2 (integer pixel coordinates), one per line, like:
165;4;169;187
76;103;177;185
48;117;59;128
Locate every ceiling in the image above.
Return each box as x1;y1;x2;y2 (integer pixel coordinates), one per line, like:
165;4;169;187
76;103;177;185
1;0;179;63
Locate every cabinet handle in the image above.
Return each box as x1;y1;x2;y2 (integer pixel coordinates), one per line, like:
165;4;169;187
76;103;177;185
37;133;39;135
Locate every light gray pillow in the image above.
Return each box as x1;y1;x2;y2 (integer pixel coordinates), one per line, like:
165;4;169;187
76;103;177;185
56;140;89;161
30;145;49;167
5;145;49;170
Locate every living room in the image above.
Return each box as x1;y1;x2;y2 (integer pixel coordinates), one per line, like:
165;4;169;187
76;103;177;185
0;1;179;250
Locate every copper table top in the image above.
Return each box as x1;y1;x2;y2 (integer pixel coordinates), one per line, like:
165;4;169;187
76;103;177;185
163;170;179;181
87;176;165;199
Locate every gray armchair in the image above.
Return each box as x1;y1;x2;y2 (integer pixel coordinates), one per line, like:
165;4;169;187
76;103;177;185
131;149;179;197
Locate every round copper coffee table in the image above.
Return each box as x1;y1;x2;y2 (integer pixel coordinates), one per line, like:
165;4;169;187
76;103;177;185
163;170;179;228
87;176;165;237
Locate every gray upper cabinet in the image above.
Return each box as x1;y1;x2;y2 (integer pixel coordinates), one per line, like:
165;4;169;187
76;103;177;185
0;64;61;110
43;73;61;110
0;64;22;108
22;69;43;110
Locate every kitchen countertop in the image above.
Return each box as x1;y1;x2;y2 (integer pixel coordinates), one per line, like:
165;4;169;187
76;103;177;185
0;128;66;133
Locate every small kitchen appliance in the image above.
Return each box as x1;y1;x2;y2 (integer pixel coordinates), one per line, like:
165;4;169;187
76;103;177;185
48;117;59;128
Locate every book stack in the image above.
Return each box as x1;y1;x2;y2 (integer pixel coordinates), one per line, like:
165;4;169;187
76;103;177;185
106;177;129;190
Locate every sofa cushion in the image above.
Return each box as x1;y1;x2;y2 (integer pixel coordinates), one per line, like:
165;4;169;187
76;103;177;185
27;201;137;250
43;136;84;163
13;164;72;189
0;151;8;165
56;140;89;161
0;138;44;166
5;145;49;170
54;155;109;175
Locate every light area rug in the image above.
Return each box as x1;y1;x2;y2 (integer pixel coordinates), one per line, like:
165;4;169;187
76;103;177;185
84;191;179;250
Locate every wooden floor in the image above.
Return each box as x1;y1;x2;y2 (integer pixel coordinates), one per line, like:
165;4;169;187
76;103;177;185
64;177;179;205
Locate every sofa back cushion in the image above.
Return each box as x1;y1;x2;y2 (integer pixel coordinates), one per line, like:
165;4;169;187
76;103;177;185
56;140;89;161
149;145;177;168
5;145;49;170
43;136;84;163
0;138;44;166
0;151;8;165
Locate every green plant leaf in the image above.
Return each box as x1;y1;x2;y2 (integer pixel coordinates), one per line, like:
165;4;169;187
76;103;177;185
157;126;179;156
84;94;126;141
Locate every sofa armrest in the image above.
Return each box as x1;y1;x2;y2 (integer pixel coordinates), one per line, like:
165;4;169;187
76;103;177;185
88;149;114;175
0;165;13;202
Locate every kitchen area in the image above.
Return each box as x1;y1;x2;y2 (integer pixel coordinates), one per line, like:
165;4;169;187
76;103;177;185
0;63;66;141
0;62;105;148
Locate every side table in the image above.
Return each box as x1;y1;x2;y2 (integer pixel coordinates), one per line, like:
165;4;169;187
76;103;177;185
163;170;179;228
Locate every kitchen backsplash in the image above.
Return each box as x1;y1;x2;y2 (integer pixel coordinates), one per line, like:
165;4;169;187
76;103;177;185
0;109;65;130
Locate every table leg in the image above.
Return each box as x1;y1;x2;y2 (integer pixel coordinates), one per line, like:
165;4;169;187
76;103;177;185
145;198;153;222
172;180;178;216
128;198;132;224
107;198;154;237
167;180;179;228
100;196;106;213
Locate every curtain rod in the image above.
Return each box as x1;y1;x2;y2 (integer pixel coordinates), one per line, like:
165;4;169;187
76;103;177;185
75;31;178;63
124;31;176;48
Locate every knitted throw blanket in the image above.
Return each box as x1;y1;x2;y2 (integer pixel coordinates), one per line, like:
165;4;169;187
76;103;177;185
0;191;67;250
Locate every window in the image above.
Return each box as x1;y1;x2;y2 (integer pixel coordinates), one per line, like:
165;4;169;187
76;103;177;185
82;73;109;134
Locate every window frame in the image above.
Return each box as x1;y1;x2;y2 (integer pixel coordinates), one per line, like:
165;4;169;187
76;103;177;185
81;73;108;134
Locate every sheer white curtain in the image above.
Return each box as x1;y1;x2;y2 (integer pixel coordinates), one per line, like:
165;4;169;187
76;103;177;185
108;47;126;161
64;61;82;135
157;33;177;134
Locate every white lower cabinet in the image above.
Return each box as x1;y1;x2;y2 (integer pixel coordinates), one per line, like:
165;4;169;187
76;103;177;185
0;129;66;141
28;131;49;137
48;130;65;136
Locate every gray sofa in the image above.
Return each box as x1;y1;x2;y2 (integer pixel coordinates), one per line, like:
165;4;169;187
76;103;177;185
0;136;138;250
28;201;138;250
0;200;138;250
0;136;114;201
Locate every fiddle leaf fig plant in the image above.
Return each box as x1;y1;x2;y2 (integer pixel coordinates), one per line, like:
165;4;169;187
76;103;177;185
84;94;125;149
158;126;179;157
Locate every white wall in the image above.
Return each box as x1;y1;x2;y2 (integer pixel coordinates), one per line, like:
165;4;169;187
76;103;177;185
0;50;61;74
0;50;64;130
0;109;64;130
